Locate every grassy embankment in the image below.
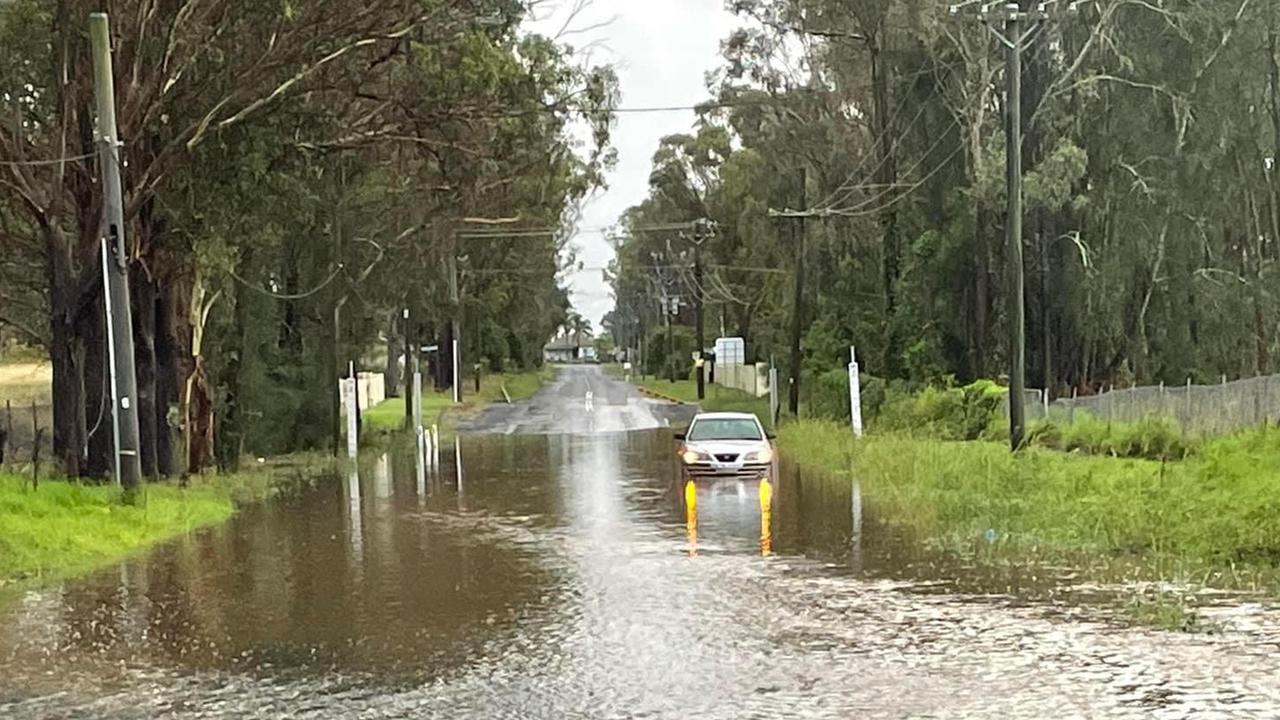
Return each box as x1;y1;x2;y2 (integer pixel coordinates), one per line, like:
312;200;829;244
1;355;332;593
363;367;554;433
780;418;1280;610
614;369;774;428
756;376;1279;627
0;455;330;593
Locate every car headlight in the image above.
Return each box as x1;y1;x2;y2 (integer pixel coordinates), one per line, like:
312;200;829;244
681;448;710;464
745;447;774;463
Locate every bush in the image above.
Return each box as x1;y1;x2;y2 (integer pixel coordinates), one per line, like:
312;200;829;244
871;379;1004;441
1028;413;1191;460
803;368;850;420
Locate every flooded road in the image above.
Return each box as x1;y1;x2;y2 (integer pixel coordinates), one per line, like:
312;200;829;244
3;366;1280;718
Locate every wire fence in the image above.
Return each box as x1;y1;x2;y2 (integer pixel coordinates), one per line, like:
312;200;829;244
0;399;53;468
1011;373;1280;436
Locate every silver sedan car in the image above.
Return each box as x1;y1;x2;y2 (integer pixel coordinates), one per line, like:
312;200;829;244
675;411;776;482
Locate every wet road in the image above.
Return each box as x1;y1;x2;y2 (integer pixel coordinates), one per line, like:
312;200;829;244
3;367;1280;718
457;364;689;434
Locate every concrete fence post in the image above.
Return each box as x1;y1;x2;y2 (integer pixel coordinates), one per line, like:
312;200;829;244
1184;378;1193;437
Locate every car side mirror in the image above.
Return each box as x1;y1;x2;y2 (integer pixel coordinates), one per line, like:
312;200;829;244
765;432;776;440
673;432;686;441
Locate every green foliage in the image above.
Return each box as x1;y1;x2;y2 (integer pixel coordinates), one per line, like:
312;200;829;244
872;379;1006;441
362;369;552;434
635;377;772;429
802;368;852;421
0;468;287;588
605;0;1280;405
644;325;696;379
1028;414;1191;461
778;421;1280;592
1;0;619;476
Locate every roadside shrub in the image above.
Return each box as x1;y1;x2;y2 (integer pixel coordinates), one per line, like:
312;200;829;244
1029;413;1191;460
802;367;848;420
872;379;1004;441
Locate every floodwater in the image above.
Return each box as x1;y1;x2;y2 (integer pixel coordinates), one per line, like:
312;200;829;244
3;367;1280;718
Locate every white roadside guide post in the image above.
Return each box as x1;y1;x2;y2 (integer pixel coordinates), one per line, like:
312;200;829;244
413;370;426;489
345;375;358;462
848;346;864;438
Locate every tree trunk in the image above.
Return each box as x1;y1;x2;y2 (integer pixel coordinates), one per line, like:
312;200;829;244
132;270;161;478
216;256;253;472
46;228;87;478
385;310;402;398
973;202;989;378
154;283;180;477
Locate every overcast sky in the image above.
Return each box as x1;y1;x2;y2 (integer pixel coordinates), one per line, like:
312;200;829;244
526;1;739;328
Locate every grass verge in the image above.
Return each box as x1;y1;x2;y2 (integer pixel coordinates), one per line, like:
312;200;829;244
0;456;329;592
779;419;1280;596
363;367;554;434
633;376;773;429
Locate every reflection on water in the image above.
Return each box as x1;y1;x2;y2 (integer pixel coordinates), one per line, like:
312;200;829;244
759;478;772;557
684;480;697;557
1;429;1279;718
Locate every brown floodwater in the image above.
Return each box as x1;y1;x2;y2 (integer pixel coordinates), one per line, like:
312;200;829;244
2;423;1280;718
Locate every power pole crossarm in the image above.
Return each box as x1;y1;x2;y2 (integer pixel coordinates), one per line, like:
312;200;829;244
90;13;143;494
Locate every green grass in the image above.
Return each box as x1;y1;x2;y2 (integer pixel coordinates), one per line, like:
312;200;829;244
1028;413;1191;460
634;376;774;428
482;366;554;403
363;393;454;431
0;462;312;591
779;419;1280;592
362;367;554;433
635;377;702;403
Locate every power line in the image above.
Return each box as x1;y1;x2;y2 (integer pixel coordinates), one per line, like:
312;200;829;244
0;152;97;167
231;265;344;300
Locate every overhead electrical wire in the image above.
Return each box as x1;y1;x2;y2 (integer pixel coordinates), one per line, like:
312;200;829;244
0;151;97;167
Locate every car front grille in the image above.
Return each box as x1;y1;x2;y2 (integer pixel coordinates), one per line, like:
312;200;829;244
714;453;738;462
684;461;771;480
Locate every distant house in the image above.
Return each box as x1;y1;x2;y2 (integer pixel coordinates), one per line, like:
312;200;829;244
543;331;591;363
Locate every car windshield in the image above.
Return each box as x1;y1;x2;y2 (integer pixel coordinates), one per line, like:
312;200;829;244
687;418;762;441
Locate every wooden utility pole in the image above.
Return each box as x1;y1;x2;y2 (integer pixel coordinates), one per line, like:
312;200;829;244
951;0;1049;450
691;220;712;400
666;295;677;383
1004;6;1027;449
90;13;143;493
788;167;807;416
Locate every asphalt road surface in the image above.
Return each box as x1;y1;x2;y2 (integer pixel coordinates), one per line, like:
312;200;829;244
2;366;1279;718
